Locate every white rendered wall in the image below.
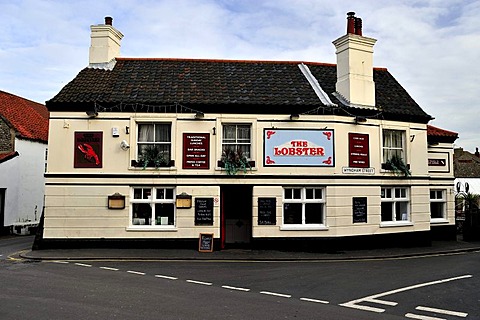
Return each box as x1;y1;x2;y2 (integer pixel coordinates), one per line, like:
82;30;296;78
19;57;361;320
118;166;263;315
0;138;46;226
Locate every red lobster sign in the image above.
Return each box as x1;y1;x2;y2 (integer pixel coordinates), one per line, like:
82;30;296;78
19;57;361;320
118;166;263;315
74;132;103;168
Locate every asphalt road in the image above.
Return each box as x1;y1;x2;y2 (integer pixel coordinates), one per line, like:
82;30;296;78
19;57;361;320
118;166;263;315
1;236;479;319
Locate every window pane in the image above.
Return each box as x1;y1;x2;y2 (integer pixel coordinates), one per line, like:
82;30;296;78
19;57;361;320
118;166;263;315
284;203;302;224
305;203;323;224
293;189;301;199
431;202;444;219
138;124;154;142
143;188;151;199
155;124;171;142
237;126;250;140
223;125;236;141
395;202;408;220
155;203;174;225
381;202;392;221
132;203;152;225
133;188;143;199
166;189;174;199
284;188;293;199
156;188;165;199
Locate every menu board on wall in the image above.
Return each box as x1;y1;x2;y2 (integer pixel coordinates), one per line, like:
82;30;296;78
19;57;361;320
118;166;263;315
353;197;367;223
195;198;214;226
348;133;369;168
183;133;210;169
258;198;276;225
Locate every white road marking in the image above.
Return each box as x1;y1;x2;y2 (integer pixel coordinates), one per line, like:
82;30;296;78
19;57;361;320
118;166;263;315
127;270;145;276
222;285;250;292
155;275;178;280
186;280;212;286
100;267;119;271
260;291;291;298
405;313;445;320
74;263;92;267
416;306;468;318
300;297;329;304
51;261;69;264
340;274;472;313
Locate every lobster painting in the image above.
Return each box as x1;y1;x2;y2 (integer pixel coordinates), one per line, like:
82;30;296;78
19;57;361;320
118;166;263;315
77;143;101;166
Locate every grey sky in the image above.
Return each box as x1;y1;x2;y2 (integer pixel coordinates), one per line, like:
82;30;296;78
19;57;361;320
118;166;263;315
1;0;478;151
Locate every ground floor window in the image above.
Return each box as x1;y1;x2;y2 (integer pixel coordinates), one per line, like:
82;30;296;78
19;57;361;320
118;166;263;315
430;189;446;220
381;187;410;222
131;187;175;227
283;187;325;225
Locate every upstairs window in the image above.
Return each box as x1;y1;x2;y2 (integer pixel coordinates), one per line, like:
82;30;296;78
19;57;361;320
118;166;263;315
222;124;251;159
382;130;405;162
137;123;172;167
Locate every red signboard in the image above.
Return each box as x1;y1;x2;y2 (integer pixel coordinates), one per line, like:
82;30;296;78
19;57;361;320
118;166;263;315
348;133;369;168
183;133;210;169
74;132;103;168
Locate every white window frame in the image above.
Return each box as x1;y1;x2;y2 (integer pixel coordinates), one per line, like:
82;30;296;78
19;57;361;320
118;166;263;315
136;122;172;166
380;187;412;226
222;123;252;159
382;129;406;163
281;187;327;231
128;187;176;231
430;189;447;223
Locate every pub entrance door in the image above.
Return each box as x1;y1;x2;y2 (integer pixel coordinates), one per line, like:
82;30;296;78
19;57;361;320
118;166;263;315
220;185;252;248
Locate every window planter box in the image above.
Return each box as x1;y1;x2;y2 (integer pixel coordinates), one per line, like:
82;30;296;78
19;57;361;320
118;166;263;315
217;160;255;168
131;159;175;168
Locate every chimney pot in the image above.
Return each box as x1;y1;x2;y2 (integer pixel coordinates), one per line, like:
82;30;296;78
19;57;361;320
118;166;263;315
475;147;479;157
105;16;113;26
355;17;363;36
347;12;356;34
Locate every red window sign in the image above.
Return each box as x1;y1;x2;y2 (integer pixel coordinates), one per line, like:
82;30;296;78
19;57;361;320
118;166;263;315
74;132;103;168
348;133;369;168
183;133;210;169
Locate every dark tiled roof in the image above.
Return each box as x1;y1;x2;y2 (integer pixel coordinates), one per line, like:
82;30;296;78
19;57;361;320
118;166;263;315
454;148;480;178
427;125;458;144
47;58;432;123
0;90;49;143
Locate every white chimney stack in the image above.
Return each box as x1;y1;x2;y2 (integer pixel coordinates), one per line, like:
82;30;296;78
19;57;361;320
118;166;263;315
333;12;377;108
89;16;124;68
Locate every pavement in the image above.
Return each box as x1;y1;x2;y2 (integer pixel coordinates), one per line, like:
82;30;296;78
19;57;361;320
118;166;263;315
19;238;480;261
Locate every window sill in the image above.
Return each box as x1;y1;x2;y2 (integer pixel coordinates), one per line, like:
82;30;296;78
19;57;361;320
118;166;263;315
129;166;178;171
280;225;328;231
126;226;178;232
430;218;449;224
380;221;413;228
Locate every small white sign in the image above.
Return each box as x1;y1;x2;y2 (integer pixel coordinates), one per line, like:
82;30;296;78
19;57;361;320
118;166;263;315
342;167;375;174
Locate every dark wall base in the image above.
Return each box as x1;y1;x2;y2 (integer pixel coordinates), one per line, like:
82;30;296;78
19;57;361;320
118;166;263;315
251;231;432;253
430;225;457;241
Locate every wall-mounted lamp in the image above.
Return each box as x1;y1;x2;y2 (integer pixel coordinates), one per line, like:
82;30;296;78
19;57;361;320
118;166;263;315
290;114;300;121
195;111;205;119
354;116;367;124
125;126;130;134
410;135;415;142
212;127;216;135
86;110;98;118
108;193;126;209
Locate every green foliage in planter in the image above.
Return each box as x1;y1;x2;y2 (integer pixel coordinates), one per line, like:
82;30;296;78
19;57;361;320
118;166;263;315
385;155;411;177
139;145;169;170
221;148;251;176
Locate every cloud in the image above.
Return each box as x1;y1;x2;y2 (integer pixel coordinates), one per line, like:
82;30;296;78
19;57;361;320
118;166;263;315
1;0;478;151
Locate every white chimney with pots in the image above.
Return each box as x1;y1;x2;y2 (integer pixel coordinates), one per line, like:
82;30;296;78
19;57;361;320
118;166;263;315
332;12;377;108
89;16;124;68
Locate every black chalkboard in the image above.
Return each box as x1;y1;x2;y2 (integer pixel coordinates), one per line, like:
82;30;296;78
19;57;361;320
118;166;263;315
258;197;276;225
353;197;367;223
195;198;213;226
198;233;214;252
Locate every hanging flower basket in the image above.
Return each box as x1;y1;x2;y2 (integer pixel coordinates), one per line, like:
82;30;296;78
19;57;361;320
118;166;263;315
219;148;252;175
